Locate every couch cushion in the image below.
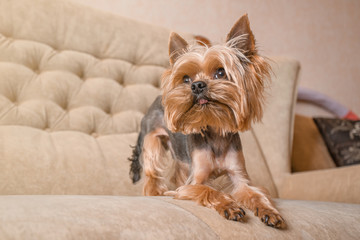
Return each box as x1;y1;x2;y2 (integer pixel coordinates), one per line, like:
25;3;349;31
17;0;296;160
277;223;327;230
281;164;360;204
0;196;219;240
0;196;359;240
165;197;360;240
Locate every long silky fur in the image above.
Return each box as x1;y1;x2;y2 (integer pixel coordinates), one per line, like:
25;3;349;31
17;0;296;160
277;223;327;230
161;35;271;135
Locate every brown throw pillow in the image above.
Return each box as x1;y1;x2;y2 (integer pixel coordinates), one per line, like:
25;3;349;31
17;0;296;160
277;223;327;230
313;118;360;167
291;115;335;172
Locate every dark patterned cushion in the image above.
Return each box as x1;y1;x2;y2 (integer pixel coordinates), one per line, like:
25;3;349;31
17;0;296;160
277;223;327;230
313;118;360;167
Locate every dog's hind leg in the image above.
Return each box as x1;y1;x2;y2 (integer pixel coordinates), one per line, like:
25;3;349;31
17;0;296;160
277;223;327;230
142;128;169;196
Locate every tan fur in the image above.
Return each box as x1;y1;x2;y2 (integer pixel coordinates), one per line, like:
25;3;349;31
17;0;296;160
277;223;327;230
191;149;214;184
138;14;285;229
227;150;286;228
161;38;270;135
142;128;191;195
174;184;246;221
171;160;190;188
232;184;285;228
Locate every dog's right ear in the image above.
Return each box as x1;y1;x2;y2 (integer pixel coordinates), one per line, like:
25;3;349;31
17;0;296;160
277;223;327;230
169;32;188;65
226;14;256;57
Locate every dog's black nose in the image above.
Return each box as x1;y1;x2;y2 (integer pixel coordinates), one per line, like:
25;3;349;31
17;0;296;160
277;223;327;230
191;81;207;95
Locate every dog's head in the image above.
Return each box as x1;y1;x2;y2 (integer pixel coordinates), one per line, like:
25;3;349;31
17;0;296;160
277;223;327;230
161;14;271;136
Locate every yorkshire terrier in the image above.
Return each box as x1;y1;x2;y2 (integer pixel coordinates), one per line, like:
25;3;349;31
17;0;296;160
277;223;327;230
129;14;285;229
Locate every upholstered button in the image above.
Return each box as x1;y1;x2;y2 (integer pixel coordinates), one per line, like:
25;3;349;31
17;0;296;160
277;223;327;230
31;64;41;73
116;76;124;85
91;132;99;138
78;71;84;79
76;67;86;79
61;101;68;111
45;128;52;132
104;107;112;115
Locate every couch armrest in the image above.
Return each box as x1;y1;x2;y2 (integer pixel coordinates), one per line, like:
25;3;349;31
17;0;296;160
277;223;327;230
280;165;360;203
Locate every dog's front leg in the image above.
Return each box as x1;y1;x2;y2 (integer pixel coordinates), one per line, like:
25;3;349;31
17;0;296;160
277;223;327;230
226;149;286;228
173;149;245;221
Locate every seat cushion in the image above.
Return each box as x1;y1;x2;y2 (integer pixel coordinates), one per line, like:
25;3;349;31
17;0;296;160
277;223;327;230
0;196;359;240
281;164;360;204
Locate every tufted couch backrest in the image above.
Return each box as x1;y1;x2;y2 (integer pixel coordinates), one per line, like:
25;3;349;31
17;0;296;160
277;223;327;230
0;0;188;195
0;0;177;134
0;0;299;197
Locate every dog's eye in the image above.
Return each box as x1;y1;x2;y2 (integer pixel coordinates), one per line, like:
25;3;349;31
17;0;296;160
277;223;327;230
183;75;192;84
214;68;227;79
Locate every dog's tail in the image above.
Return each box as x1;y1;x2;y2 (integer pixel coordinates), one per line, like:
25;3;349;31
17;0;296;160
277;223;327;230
128;133;144;184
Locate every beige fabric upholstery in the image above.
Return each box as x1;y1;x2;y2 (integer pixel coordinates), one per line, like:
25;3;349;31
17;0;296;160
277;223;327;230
281;165;360;204
0;0;359;239
0;196;359;240
0;0;169;195
0;196;219;240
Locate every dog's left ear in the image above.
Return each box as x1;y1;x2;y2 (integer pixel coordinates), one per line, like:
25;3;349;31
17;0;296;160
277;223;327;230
169;32;188;65
226;14;256;56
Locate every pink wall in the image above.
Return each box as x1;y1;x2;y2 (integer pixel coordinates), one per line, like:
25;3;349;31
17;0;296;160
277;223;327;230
73;0;360;116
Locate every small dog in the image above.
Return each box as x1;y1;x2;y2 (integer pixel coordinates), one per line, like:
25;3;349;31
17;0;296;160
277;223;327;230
129;14;285;229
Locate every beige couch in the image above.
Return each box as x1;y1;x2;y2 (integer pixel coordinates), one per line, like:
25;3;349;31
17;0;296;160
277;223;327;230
0;0;359;239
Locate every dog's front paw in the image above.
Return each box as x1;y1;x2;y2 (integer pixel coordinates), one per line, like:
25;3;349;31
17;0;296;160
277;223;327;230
216;201;246;222
255;207;286;229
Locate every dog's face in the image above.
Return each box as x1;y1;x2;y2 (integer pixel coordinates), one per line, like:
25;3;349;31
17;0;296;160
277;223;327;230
161;14;270;135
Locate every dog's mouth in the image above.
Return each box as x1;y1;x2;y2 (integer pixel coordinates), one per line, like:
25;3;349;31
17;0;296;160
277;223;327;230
193;94;210;106
198;98;209;105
